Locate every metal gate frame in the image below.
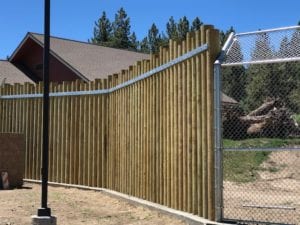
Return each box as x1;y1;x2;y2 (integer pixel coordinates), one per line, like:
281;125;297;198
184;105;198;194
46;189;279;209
214;26;300;224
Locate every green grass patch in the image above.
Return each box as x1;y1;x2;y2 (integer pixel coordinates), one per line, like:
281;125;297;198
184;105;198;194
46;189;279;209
224;138;300;149
223;138;300;183
223;151;270;183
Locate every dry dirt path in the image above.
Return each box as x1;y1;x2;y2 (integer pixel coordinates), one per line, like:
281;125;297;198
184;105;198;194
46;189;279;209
224;150;300;224
0;183;187;225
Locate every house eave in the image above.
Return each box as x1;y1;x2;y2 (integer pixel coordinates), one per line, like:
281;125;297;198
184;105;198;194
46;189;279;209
9;33;31;62
10;33;90;83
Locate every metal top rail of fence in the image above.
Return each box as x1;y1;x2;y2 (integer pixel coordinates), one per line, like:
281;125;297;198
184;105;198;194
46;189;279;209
222;25;300;66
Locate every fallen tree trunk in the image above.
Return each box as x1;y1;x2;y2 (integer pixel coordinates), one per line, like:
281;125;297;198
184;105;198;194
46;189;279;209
240;115;271;124
248;99;277;116
242;107;297;138
223;98;300;139
247;121;267;136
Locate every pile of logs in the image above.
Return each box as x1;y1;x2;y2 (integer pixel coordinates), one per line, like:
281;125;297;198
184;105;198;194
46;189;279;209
223;98;300;139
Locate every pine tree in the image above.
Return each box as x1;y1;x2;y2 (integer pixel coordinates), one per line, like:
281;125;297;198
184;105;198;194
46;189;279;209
177;16;190;40
166;16;178;40
243;31;300;112
243;33;279;111
278;36;289;57
191;17;203;32
286;28;300;112
148;23;161;53
90;11;112;46
277;37;299;111
111;7;131;49
140;23;168;54
290;28;300;57
222;40;246;102
129;32;138;50
158;32;169;48
220;26;235;46
251;32;274;60
140;37;150;53
220;26;247;107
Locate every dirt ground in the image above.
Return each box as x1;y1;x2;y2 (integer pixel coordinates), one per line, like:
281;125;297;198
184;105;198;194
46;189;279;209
2;152;299;225
224;150;300;224
0;183;187;225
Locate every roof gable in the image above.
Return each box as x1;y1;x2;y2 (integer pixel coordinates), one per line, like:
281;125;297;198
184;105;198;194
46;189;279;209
12;33;150;81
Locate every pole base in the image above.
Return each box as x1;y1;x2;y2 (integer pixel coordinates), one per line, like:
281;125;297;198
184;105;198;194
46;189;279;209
37;207;51;217
31;215;56;225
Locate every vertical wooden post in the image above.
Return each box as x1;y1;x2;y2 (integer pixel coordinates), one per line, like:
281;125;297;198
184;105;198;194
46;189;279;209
186;32;192;212
37;82;43;180
31;84;37;179
69;81;76;184
124;70;129;194
136;62;142;198
128;67;133;194
195;29;203;216
141;61;147;200
75;80;81;185
165;46;171;207
65;82;71;184
173;40;179;210
52;83;58;182
157;51;163;205
177;42;183;211
78;82;85;185
88;81;95;186
95;79;101;187
61;82;67;183
201;25;210;218
103;78;108;188
191;33;198;214
161;47;168;206
29;83;35;179
206;28;220;221
181;40;187;212
107;75;112;189
23;83;29;178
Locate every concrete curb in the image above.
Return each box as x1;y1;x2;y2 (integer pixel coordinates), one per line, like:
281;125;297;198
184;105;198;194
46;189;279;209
24;179;229;225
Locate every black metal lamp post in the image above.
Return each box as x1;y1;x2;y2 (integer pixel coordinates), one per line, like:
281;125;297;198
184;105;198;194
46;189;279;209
37;0;51;217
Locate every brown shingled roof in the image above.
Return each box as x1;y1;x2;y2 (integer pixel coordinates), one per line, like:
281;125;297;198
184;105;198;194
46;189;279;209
0;60;33;85
29;33;150;81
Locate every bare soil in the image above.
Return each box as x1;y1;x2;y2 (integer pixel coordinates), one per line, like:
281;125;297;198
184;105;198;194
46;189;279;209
0;183;187;225
224;150;300;224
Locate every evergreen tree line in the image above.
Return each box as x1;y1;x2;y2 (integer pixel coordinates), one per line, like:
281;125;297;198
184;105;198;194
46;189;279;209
91;8;300;113
90;7;228;53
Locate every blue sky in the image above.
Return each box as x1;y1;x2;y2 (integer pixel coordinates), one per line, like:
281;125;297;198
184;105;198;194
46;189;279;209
0;0;299;59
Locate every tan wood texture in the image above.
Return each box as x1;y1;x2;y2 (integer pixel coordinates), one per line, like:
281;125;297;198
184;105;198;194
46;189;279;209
0;26;220;221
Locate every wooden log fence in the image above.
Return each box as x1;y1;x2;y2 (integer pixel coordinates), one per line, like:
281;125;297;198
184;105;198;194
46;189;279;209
0;26;220;220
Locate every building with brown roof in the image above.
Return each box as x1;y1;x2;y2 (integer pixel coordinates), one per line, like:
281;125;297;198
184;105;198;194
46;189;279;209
8;32;150;83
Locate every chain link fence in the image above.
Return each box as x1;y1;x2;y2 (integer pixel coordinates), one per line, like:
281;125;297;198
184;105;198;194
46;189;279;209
220;27;300;225
223;149;300;224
